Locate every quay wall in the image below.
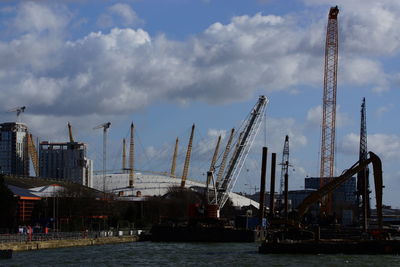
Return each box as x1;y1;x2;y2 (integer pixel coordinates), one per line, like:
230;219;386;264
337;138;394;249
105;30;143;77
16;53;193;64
0;236;138;252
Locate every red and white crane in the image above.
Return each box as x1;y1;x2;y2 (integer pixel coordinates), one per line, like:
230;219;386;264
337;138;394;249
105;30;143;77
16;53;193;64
319;6;339;213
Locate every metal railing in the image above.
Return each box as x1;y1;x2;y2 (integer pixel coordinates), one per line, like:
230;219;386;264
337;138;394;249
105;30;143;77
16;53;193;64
0;230;139;243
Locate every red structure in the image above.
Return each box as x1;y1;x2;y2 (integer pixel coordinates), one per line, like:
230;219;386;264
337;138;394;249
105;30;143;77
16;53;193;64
320;6;339;214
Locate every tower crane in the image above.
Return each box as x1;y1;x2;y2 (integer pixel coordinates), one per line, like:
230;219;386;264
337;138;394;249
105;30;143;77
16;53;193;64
210;96;268;210
319;6;339;214
93;122;111;193
7;106;26;122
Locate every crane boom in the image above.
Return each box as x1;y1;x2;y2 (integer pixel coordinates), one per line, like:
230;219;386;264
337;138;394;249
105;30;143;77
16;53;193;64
216;96;268;209
7;106;26;122
297;151;382;229
209;135;222;173
216;128;235;187
27;133;39;176
357;97;370;228
67;122;75;143
319;6;339;213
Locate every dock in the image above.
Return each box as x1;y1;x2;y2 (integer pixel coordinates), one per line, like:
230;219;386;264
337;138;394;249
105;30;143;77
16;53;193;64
0;236;138;252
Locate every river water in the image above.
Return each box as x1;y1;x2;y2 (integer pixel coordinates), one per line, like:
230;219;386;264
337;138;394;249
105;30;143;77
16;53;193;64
2;242;400;266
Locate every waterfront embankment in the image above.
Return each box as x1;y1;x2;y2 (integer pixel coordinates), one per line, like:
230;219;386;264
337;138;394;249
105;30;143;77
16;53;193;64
0;235;138;251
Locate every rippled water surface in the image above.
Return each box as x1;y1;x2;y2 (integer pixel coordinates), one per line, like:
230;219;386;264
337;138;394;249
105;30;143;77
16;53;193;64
2;242;400;266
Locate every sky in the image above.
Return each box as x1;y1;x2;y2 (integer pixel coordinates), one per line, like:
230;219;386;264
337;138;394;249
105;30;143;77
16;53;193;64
1;0;400;207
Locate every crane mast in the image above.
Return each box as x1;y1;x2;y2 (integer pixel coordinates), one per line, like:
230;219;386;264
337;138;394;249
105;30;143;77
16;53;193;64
93;122;111;193
279;135;289;196
319;6;339;213
216;96;268;209
357;98;370;227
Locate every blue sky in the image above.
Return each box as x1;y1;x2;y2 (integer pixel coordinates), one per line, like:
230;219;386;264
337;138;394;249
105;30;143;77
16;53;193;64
1;0;400;207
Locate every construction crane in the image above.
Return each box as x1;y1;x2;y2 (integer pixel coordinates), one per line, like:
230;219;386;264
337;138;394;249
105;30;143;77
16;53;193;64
93;122;111;193
181;124;195;188
278;135;291;215
211;96;268;210
27;133;39;176
215;128;235;188
279;135;290;197
357;97;370;229
209;135;222;174
319;6;339;214
297;152;383;231
7;106;26;122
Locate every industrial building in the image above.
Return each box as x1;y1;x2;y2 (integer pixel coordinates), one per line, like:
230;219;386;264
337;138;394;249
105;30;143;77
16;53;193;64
0;122;29;176
304;177;357;225
39;141;93;186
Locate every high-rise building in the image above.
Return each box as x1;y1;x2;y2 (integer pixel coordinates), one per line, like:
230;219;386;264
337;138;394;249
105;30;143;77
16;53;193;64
39;141;93;186
0;122;29;176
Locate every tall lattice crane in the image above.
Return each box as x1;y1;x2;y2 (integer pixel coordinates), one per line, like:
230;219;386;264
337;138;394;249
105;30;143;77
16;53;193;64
211;96;268;209
357;97;370;229
319;6;339;213
93;122;111;193
279;135;290;197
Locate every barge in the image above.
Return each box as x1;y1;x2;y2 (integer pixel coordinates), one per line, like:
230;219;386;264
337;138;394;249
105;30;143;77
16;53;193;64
151;224;266;242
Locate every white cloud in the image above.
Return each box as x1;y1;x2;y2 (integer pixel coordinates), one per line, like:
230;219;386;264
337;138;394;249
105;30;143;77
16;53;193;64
339;133;400;161
98;3;143;28
13;2;69;33
0;1;398;142
375;104;393;118
306;105;352;129
303;0;400;56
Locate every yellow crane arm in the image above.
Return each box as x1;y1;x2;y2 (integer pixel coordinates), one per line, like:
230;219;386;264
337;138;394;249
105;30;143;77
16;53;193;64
27;133;39;176
68;122;75;143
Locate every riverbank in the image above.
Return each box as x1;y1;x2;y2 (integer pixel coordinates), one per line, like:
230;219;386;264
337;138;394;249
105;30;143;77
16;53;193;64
0;236;138;252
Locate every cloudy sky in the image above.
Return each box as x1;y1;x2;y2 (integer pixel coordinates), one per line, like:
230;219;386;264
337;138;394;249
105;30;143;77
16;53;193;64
1;0;399;206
